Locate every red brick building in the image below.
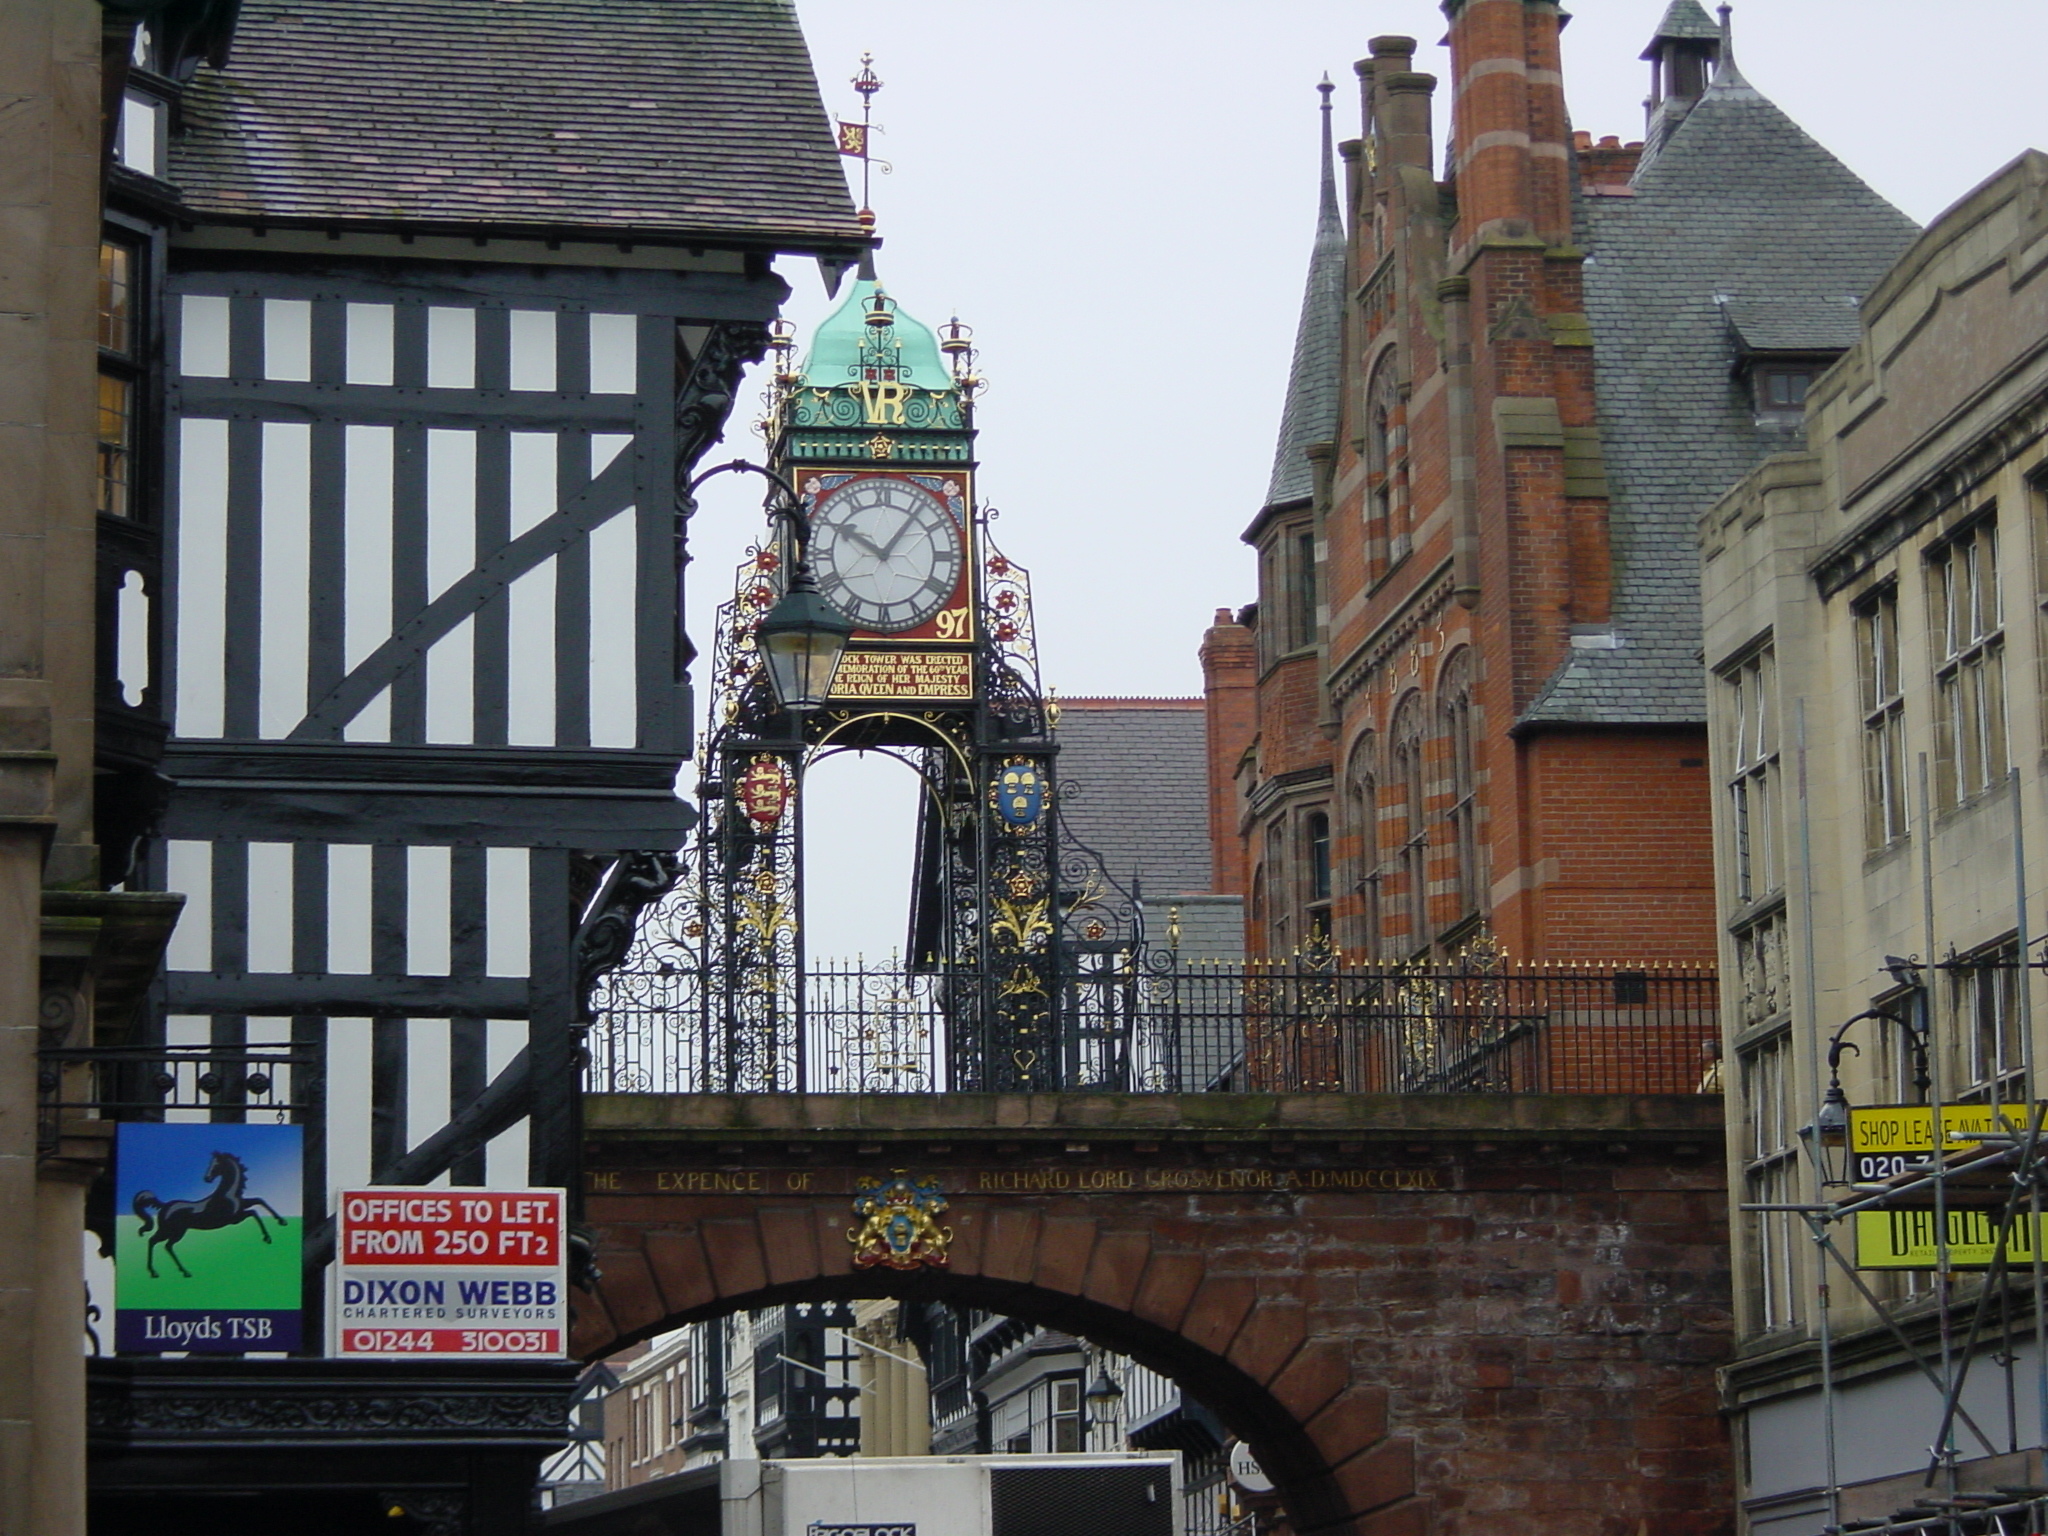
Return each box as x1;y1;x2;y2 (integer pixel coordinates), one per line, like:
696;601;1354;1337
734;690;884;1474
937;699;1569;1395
1209;1;1916;964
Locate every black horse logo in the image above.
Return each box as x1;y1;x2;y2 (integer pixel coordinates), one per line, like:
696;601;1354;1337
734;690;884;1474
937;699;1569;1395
133;1149;287;1279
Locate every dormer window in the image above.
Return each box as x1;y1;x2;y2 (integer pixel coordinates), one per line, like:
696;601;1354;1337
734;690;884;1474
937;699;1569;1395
1756;366;1814;414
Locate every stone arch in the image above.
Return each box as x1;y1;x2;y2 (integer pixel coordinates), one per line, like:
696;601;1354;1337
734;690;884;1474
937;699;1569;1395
573;1202;1406;1536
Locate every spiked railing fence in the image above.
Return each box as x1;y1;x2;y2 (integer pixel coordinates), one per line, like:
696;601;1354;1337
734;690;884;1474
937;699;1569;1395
586;952;1719;1097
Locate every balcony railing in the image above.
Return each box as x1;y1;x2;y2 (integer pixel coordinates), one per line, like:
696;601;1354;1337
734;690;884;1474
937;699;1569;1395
587;952;1719;1097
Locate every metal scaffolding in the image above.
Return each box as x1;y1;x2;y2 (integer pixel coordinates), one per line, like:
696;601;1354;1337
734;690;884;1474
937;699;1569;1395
1744;769;2048;1535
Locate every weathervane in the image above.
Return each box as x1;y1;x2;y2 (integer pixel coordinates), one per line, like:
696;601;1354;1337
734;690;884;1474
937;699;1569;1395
836;52;893;232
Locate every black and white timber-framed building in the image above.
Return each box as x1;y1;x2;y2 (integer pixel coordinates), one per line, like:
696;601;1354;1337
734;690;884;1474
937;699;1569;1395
84;3;867;1531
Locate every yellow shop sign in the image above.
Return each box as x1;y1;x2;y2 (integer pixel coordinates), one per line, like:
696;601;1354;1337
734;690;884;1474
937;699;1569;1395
1856;1207;2048;1269
1846;1103;2037;1183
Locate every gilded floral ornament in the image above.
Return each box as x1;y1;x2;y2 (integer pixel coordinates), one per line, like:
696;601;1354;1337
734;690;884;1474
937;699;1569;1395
848;1171;952;1270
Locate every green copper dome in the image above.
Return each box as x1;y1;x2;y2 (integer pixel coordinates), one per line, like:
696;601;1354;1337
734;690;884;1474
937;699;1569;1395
800;279;952;392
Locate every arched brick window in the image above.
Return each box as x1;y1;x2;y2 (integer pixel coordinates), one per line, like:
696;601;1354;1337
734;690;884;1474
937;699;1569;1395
1249;861;1269;957
1438;649;1482;919
1388;694;1429;953
1303;808;1332;942
1365;357;1405;569
1345;732;1381;957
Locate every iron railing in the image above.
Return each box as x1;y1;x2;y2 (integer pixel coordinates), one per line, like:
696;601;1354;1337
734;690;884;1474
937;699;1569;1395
36;1042;311;1154
587;953;1719;1096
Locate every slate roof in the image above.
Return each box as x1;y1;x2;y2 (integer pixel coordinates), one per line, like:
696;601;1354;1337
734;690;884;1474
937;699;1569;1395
1720;296;1864;353
169;0;869;253
1054;700;1212;898
1264;86;1347;509
1527;54;1918;728
1642;0;1722;52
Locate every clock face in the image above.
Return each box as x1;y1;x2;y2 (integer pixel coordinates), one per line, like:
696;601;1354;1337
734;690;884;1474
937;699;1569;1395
808;477;965;633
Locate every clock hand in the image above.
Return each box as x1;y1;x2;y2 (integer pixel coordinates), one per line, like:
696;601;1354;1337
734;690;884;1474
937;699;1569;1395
839;525;888;561
874;512;917;559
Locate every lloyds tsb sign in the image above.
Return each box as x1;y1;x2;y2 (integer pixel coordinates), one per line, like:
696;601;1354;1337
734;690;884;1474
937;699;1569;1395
114;1123;304;1353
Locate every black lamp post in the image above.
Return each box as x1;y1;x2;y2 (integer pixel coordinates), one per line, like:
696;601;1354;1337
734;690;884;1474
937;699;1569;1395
688;458;855;716
1799;1004;1929;1186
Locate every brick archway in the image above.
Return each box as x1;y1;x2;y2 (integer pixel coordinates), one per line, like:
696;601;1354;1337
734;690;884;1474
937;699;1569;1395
577;1202;1383;1536
578;1093;1735;1536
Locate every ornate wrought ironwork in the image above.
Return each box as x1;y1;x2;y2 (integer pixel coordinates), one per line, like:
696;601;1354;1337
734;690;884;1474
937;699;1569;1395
588;466;1155;1094
37;1043;310;1156
591;943;1717;1098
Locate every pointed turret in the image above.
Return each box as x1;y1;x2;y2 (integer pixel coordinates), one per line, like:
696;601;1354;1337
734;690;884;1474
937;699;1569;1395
1264;80;1346;510
1640;0;1724;157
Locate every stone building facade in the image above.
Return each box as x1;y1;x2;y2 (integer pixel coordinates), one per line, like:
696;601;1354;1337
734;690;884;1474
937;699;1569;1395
2;5;232;1532
1703;149;2048;1534
1208;1;1916;967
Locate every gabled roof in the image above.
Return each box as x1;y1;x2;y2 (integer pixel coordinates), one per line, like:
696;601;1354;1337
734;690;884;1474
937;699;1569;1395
1264;83;1347;509
1531;54;1917;728
169;0;870;255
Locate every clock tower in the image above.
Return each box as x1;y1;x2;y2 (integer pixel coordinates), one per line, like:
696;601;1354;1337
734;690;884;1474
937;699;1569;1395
622;278;1130;1095
776;281;982;705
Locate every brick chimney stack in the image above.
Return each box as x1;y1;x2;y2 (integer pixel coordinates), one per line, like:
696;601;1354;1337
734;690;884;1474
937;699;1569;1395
1441;0;1576;251
1199;608;1257;896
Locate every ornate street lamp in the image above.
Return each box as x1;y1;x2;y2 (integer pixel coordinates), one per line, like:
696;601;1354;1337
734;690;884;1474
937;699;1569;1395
688;458;856;716
756;560;854;715
1799;1004;1929;1187
1083;1367;1124;1450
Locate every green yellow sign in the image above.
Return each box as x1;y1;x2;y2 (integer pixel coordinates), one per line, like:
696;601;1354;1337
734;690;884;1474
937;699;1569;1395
1856;1207;2048;1269
1846;1102;2036;1183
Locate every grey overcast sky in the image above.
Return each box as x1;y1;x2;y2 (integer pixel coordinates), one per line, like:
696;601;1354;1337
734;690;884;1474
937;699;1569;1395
690;0;2048;959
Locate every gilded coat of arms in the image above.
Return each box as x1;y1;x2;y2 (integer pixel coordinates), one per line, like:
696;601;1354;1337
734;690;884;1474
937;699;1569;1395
740;755;792;827
848;1170;952;1270
992;759;1046;831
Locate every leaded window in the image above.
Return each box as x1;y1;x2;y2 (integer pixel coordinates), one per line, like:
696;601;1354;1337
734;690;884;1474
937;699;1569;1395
1346;736;1381;959
1365;360;1405;569
1724;647;1781;904
1931;518;2006;806
1856;587;1907;847
1389;697;1429;953
1289;528;1318;652
1304;809;1332;941
1953;941;2022;1106
1440;653;1480;918
97;240;141;518
1739;1030;1802;1331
